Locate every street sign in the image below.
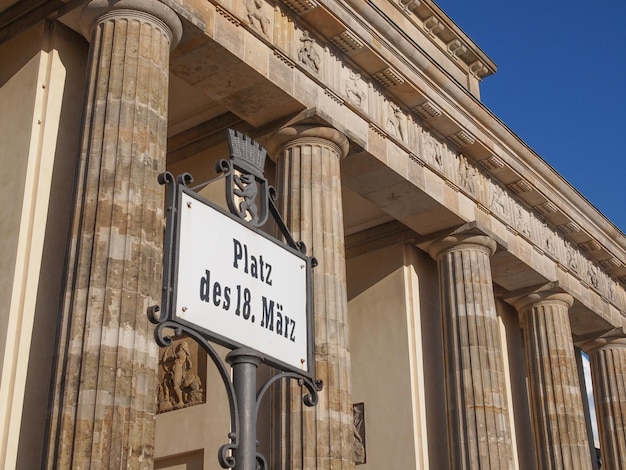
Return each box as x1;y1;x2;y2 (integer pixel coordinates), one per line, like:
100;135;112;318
173;187;313;375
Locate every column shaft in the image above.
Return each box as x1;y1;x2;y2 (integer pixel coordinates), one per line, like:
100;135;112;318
516;292;592;470
589;339;626;469
429;233;514;469
269;126;354;469
46;2;181;468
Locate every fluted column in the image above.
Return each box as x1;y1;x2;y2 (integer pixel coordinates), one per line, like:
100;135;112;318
46;1;181;468
587;338;626;469
428;231;514;469
267;125;354;469
513;290;592;470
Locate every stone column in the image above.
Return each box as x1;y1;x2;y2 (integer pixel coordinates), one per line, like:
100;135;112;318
428;230;514;470
46;1;181;468
587;338;626;469
267;125;354;469
512;290;592;470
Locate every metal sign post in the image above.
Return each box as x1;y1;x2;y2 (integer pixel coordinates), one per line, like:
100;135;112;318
148;130;322;469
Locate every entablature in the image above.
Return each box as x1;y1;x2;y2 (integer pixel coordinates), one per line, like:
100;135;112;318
6;0;623;325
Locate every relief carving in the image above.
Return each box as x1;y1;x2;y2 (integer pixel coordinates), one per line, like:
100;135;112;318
587;263;600;289
541;222;555;256
245;0;270;35
457;154;475;194
515;205;532;238
385;102;404;140
158;340;205;412
423;132;443;169
566;244;579;273
353;403;366;464
489;184;507;217
298;30;321;74
344;71;365;108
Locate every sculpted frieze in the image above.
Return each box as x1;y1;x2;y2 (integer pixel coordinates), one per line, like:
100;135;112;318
245;0;271;36
489;184;509;221
421;130;443;170
514;205;532;239
158;339;205;413
298;30;321;74
565;243;580;274
385;102;405;141
456;153;476;195
344;71;366;108
211;0;624;311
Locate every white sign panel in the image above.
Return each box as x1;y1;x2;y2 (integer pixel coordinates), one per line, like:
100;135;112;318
175;191;310;373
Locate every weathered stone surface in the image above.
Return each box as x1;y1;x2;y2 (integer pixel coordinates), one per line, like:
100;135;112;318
428;230;514;469
268;125;354;469
513;290;593;470
588;338;626;470
45;1;181;468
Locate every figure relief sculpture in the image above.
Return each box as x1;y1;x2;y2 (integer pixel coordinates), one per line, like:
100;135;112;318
588;264;600;289
542;223;555;255
489;184;507;216
566;245;578;273
245;0;270;35
344;71;365;107
515;206;532;238
423;133;443;169
457;154;475;193
158;340;205;412
385;102;404;140
298;30;321;73
234;172;260;224
353;403;366;464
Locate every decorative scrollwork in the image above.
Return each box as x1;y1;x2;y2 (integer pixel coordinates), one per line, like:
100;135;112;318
218;440;237;469
255;452;267;470
149;317;241;468
255;371;323;415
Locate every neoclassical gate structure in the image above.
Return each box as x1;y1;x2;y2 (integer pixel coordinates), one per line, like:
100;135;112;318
1;1;625;469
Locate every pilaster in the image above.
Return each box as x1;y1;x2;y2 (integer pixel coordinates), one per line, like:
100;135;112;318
46;1;181;468
587;337;626;469
511;289;593;470
268;125;354;469
428;230;514;469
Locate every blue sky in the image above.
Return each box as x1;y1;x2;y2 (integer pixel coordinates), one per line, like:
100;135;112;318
434;1;626;233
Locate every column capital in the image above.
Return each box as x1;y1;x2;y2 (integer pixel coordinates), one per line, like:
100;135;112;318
427;228;497;261
507;287;574;314
80;0;183;49
583;331;626;354
266;125;350;162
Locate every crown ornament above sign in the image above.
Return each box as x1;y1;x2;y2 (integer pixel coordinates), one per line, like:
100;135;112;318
220;129;270;227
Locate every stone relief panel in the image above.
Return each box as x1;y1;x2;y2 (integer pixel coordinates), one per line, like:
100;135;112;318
539;221;557;258
353;402;366;465
455;153;476;196
565;241;580;274
343;70;367;109
586;262;601;291
298;30;321;74
385;102;406;141
514;204;533;239
488;183;510;222
607;277;618;303
421;129;444;170
244;0;271;36
158;339;206;413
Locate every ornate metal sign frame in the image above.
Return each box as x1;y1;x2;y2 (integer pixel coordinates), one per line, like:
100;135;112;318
148;129;322;469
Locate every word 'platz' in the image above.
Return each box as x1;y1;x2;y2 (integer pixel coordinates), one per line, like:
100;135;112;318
232;238;272;285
